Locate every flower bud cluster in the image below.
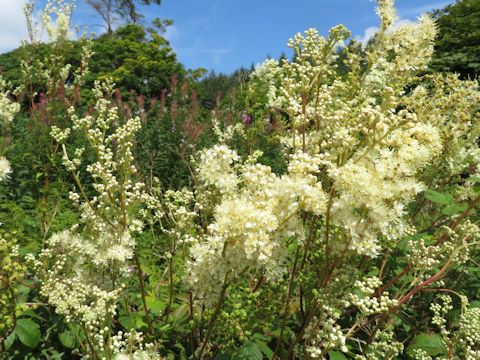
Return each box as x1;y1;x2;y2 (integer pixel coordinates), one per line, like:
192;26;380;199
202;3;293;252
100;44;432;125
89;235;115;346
0;236;29;341
50;125;71;143
350;277;398;315
355;329;404;360
35;80;149;357
431;295;453;341
457;306;480;359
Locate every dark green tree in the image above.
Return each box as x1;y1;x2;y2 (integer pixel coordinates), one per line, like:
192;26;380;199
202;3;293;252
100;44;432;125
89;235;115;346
87;23;185;99
429;0;480;79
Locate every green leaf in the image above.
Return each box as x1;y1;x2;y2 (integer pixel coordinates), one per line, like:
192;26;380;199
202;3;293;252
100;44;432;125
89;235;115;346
407;333;446;357
424;190;453;205
14;318;41;348
236;342;263;360
442;204;468;216
253;332;271;341
145;296;165;316
254;338;274;358
5;332;15;350
466;176;480;183
172;303;189;322
215;353;233;360
59;330;76;349
469;300;480;308
118;315;136;329
19;309;43;321
329;351;348;360
135;316;147;330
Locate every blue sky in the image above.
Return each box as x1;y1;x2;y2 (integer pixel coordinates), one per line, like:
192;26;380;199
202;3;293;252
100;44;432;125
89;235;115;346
0;0;455;74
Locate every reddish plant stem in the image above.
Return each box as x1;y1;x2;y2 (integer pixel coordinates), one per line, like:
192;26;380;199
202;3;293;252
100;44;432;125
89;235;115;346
133;249;153;338
272;244;302;359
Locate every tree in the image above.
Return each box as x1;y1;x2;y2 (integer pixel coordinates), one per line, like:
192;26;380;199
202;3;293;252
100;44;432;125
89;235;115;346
85;0;116;34
118;0;162;24
88;23;185;98
429;0;480;78
84;0;162;34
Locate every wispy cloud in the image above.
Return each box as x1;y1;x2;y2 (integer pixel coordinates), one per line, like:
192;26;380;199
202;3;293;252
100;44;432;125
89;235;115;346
355;19;420;46
201;49;231;55
164;25;180;42
0;0;28;54
355;26;378;46
397;1;452;18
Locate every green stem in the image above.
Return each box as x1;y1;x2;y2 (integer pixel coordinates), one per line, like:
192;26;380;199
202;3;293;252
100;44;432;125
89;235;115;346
133;249;153;338
197;273;229;359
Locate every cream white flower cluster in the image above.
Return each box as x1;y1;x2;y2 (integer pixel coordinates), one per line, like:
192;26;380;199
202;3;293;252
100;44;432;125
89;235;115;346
186;142;327;302
329;121;442;256
361;0;436;93
111;329;163;360
249;58;286;109
431;295;453;346
406;74;480;182
39;0;75;44
431;295;480;359
264;1;445;260
0;75;20;127
32;80;148;358
0;157;11;182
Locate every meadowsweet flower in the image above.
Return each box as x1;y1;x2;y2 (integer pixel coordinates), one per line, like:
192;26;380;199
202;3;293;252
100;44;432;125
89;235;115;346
0;157;11;181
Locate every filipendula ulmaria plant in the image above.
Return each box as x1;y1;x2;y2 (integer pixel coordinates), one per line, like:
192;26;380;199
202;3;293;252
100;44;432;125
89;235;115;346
28;79;164;359
166;0;480;358
0;68;26;355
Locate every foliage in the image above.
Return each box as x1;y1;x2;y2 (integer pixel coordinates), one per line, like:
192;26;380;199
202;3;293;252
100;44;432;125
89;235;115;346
429;0;480;79
88;23;185;99
84;0;162;33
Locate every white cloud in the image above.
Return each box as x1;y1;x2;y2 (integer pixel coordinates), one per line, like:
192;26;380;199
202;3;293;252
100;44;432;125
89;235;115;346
355;19;421;46
355;26;378;46
0;0;28;54
164;25;180;42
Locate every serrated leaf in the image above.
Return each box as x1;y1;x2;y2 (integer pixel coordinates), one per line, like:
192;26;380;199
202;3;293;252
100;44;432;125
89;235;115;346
59;330;76;349
254;338;273;358
118;315;135;329
442;204;468;216
145;296;165;311
135;316;147;330
424;190;453;205
236;342;263;360
253;332;271;341
172;303;189;322
14;318;41;348
329;350;348;360
145;296;165;316
407;333;446;357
